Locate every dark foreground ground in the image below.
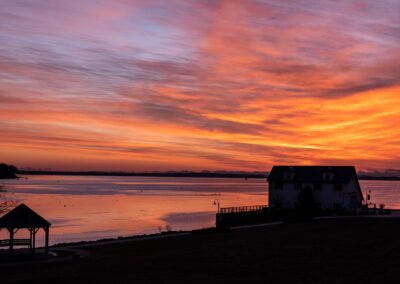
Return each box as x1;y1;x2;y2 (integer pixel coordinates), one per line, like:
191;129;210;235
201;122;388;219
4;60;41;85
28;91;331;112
2;218;400;284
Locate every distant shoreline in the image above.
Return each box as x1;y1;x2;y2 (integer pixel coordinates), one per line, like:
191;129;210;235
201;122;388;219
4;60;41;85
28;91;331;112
18;170;267;179
17;170;400;180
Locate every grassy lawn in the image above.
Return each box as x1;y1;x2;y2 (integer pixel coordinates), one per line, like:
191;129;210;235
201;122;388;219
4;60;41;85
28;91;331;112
2;218;400;283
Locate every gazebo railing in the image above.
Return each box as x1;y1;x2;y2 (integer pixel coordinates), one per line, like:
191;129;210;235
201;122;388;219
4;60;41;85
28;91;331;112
0;238;31;247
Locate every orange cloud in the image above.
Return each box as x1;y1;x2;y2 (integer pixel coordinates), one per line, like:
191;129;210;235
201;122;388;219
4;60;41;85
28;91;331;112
0;0;399;171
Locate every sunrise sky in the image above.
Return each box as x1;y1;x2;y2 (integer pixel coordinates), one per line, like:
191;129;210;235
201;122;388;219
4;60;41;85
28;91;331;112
0;0;399;172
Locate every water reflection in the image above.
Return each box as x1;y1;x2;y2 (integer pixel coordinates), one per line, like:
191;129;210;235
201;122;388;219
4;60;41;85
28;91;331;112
0;176;398;245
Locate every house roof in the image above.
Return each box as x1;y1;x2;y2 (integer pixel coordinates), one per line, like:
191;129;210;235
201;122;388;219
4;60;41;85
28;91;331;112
268;166;358;183
0;203;51;228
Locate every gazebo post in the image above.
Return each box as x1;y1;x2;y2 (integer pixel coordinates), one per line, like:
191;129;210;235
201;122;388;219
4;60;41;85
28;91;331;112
32;228;36;255
44;226;49;254
9;227;14;254
29;228;33;250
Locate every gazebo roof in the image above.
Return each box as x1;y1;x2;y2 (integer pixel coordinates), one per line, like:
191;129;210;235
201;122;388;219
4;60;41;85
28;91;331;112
0;203;51;228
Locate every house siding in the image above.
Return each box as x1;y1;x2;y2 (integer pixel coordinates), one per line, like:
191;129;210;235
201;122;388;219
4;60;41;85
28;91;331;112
269;180;361;212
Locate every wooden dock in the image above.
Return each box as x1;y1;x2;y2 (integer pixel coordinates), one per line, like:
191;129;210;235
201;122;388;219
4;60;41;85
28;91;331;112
219;205;268;214
216;205;270;227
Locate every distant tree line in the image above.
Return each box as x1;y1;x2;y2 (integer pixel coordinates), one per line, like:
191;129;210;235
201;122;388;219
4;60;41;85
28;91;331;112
0;163;18;179
18;170;268;179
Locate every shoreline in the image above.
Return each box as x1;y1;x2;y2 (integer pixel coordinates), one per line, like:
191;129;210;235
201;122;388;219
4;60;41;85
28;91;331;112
3;217;400;283
18;171;268;179
47;211;400;249
14;171;400;180
51;229;193;248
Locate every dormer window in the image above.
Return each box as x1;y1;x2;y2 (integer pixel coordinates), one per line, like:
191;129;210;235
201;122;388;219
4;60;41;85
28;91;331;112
283;172;295;181
323;172;335;181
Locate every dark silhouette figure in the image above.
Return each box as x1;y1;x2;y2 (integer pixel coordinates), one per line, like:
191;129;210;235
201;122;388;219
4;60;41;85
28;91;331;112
0;163;18;179
297;186;316;217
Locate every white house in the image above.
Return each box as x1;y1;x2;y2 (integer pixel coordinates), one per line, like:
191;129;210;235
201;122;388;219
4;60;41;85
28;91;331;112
267;166;363;213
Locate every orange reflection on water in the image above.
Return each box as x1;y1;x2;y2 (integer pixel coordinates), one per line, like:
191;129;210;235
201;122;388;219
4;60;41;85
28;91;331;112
1;176;398;246
0;175;267;245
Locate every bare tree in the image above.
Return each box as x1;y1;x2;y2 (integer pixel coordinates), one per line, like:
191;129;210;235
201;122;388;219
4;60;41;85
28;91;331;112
0;184;16;215
0;193;16;215
0;163;18;215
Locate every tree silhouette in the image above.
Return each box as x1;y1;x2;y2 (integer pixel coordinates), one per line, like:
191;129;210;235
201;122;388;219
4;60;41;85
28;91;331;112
0;163;18;179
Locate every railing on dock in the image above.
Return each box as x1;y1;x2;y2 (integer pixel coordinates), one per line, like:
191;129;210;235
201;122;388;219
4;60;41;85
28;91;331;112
219;205;268;214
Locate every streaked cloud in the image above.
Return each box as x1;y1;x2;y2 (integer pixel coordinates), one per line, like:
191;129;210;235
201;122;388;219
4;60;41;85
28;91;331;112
0;0;399;171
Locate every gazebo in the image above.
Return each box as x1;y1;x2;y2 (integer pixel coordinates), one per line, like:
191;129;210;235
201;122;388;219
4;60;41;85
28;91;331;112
0;203;51;254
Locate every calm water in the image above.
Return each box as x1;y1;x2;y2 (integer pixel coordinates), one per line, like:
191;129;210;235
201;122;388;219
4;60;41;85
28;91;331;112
0;175;399;245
